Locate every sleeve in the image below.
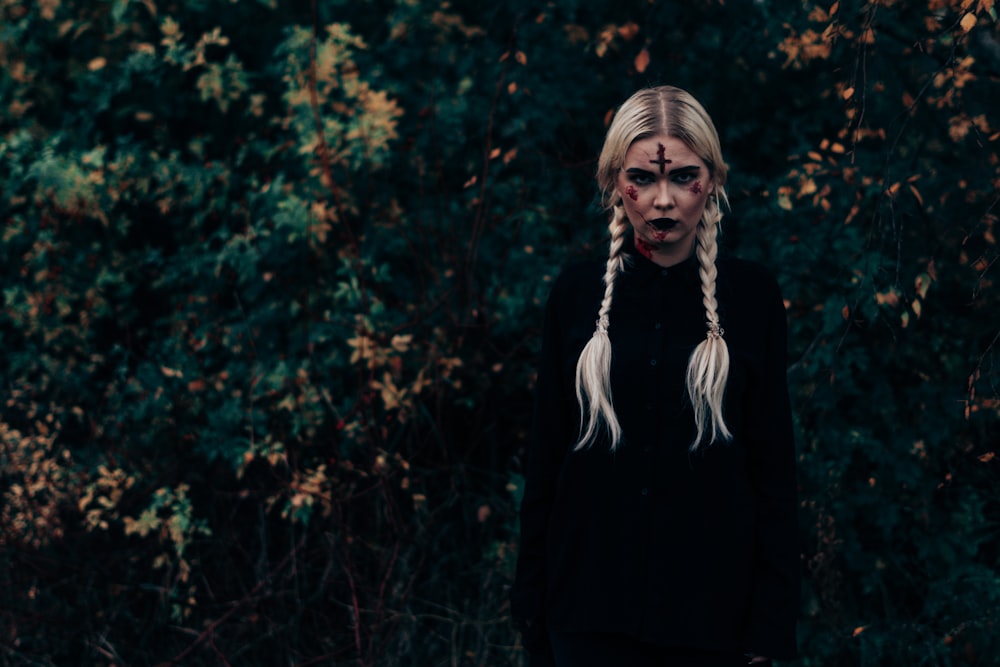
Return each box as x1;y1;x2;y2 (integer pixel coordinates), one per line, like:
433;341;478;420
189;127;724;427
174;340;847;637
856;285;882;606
743;274;800;660
510;273;575;655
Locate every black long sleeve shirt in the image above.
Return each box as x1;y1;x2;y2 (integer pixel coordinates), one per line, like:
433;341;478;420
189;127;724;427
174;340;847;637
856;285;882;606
511;244;799;660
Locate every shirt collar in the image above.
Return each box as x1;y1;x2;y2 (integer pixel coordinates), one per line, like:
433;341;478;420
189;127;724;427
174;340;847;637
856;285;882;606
620;233;702;289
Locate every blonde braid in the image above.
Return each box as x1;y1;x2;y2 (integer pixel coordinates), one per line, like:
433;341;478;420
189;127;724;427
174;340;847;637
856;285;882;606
685;206;732;449
574;206;629;450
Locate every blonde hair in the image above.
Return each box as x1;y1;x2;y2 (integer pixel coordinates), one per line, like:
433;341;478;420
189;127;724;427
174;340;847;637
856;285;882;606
575;85;731;451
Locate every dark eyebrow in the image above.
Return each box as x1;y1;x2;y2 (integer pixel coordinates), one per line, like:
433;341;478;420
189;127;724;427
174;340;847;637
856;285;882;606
624;165;701;176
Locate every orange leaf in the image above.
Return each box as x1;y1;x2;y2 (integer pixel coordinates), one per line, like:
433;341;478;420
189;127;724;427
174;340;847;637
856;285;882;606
914;273;932;299
617;22;639;40
634;48;650;73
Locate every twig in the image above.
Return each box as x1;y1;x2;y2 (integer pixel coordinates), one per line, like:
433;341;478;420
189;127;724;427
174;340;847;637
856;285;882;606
155;539;303;666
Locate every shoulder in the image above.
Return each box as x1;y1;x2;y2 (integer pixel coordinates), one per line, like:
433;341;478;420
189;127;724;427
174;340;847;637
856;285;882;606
552;259;605;289
541;259;605;327
548;259;605;302
717;255;783;301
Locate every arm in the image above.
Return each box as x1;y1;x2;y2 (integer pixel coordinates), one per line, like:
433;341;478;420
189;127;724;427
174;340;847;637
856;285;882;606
744;276;800;660
510;276;574;660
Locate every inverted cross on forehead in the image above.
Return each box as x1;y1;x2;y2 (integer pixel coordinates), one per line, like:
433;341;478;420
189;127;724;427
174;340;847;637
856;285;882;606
650;143;672;173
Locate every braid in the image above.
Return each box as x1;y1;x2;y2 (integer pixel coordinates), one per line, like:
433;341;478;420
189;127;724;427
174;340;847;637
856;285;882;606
574;206;629;450
685;209;732;449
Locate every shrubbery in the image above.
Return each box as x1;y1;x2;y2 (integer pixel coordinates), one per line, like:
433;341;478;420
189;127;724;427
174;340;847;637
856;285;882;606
2;1;998;664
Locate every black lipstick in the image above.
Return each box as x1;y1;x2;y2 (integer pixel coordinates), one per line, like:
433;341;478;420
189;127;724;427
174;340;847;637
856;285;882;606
648;218;679;231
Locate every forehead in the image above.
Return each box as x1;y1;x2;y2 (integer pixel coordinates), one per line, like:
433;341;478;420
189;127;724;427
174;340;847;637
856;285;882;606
623;134;704;166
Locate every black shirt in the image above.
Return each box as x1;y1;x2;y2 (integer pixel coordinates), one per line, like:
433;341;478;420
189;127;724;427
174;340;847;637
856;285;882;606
511;245;799;660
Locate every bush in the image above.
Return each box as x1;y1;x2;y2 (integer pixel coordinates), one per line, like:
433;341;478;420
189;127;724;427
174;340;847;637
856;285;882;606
2;0;997;664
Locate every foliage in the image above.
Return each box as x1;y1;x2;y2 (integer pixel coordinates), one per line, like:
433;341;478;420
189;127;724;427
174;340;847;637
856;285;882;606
1;0;998;665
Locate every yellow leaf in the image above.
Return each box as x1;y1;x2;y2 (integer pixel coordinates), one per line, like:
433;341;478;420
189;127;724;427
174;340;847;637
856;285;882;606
391;334;413;353
912;299;922;318
489;147;501;159
634;48;650;73
777;190;793;211
853;626;867;637
959;12;977;32
371;373;403;410
515;51;527;65
979;452;996;462
88;57;107;71
843;86;855;100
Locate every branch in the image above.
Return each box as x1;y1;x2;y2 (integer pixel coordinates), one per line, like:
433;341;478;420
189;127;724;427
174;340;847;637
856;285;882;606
155;539;303;667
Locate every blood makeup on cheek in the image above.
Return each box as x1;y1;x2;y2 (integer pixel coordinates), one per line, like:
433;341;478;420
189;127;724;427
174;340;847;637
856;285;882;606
689;181;703;194
625;185;639;201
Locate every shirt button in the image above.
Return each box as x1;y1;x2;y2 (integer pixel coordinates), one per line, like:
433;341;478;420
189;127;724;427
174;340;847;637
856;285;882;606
649;358;657;366
643;445;652;453
660;269;669;277
640;487;649;496
645;403;653;411
654;322;662;330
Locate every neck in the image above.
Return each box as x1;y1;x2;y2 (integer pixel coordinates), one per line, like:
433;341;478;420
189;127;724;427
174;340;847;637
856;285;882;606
634;237;696;268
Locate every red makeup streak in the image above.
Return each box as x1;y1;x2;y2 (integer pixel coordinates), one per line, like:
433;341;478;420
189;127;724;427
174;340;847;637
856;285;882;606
689;181;703;194
635;237;656;260
650;143;672;173
625;185;639;201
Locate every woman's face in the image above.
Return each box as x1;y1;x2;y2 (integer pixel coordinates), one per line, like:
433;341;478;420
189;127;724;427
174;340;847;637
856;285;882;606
615;134;713;265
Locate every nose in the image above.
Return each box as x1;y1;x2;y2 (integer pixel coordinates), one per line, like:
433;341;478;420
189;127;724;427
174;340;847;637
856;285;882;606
653;180;674;210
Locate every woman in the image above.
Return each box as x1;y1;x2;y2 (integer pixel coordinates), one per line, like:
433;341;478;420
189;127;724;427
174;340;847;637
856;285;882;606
510;86;799;666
